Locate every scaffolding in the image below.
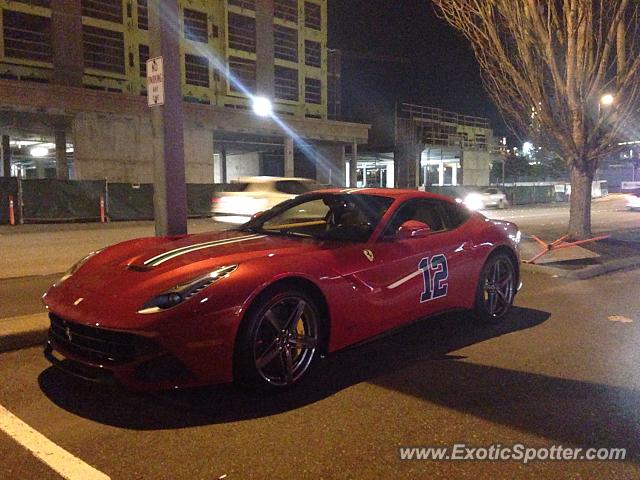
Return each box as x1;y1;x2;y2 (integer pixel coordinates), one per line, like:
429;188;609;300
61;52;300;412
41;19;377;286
396;102;492;151
0;0;329;118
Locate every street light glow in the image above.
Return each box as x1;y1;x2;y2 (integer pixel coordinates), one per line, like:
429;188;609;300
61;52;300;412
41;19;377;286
30;146;49;157
600;93;615;106
252;96;273;117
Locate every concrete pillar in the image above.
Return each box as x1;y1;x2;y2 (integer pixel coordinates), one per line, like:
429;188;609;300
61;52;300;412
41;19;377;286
284;137;294;177
2;135;10;177
394;144;418;189
451;163;457;186
438;160;445;186
350;140;358;187
51;0;83;86
221;147;228;183
55;126;69;180
255;0;275;97
315;144;345;186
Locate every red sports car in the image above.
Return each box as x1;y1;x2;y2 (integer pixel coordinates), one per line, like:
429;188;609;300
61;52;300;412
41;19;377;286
43;189;521;391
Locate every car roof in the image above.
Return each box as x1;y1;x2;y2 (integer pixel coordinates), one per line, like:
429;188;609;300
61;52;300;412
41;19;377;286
236;176;315;183
311;187;457;203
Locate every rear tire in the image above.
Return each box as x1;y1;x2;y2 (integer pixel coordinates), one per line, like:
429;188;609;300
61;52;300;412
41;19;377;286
234;285;323;391
473;253;516;324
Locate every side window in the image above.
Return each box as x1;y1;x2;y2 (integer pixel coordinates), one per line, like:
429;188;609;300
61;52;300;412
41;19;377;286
441;201;471;229
383;199;447;236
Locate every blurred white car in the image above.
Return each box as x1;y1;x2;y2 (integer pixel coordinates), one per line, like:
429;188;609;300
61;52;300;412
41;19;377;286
462;188;509;211
212;176;320;223
626;188;640;211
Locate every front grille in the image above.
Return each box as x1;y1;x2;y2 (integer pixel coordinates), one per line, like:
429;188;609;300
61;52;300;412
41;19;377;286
49;314;160;364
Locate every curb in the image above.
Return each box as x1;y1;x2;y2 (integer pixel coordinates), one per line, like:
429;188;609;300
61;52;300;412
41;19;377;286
0;313;49;354
521;255;640;279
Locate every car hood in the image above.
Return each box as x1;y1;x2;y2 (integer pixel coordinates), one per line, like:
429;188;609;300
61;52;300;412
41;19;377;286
65;230;326;298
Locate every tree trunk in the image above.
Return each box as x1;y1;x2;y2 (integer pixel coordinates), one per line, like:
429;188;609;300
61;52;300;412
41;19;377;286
567;165;593;240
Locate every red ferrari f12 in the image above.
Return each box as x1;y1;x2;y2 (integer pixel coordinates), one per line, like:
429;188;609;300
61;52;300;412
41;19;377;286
43;189;521;391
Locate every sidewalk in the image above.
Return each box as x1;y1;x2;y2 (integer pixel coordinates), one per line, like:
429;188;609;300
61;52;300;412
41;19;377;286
520;228;640;279
0;218;223;279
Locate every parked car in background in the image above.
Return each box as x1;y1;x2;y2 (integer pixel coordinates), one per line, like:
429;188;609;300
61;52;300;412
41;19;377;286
625;188;640;211
212;176;321;223
462;187;509;211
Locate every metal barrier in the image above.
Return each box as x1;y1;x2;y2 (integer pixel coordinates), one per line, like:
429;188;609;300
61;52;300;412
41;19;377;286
0;179;224;224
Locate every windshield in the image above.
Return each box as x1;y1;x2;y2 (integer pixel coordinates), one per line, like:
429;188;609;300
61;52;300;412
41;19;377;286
241;193;395;242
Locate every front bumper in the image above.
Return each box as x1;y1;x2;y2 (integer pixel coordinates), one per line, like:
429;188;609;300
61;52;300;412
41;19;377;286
43;311;236;390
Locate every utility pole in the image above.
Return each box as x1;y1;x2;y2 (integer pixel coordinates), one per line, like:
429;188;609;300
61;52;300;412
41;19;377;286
148;0;187;236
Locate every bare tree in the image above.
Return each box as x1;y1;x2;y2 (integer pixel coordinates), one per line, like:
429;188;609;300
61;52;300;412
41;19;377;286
432;0;640;239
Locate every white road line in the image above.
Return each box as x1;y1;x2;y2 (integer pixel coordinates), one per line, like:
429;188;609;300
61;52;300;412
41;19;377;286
0;404;110;480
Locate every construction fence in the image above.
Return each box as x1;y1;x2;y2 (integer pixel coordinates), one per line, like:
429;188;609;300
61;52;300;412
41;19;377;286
0;179;224;225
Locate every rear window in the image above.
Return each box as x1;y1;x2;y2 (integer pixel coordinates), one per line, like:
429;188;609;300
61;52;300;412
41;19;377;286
276;180;313;195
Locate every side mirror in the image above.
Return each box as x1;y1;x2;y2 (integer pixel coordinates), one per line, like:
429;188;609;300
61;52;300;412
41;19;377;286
397;220;431;239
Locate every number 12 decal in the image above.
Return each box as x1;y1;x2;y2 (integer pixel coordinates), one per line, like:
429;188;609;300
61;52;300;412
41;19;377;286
419;254;449;302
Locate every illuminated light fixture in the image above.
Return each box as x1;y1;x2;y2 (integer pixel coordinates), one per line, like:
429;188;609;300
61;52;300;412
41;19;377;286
30;146;49;157
252;96;273;117
600;94;614;106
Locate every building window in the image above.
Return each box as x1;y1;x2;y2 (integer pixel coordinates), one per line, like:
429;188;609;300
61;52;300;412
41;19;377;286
185;54;209;87
139;44;149;77
228;56;256;93
275;65;298;101
304;2;321;30
274;0;298;23
274;25;298;62
184;9;208;43
228;13;256;53
305;77;321;104
228;0;255;10
82;25;125;74
137;0;148;30
2;10;52;63
81;0;123;24
304;40;320;67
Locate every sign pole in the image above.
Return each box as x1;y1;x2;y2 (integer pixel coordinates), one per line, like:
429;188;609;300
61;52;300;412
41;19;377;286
148;0;187;237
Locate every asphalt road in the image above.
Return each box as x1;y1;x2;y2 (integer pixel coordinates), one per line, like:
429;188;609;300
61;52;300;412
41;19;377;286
0;269;639;479
482;194;639;239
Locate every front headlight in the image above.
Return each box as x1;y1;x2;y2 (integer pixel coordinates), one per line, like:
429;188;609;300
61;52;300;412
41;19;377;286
138;264;238;314
56;249;104;285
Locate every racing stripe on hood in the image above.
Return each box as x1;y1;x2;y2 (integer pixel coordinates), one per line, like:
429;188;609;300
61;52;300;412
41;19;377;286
143;234;265;267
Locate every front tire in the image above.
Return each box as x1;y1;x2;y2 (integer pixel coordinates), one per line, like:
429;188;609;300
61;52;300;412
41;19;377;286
473;253;516;323
234;286;322;391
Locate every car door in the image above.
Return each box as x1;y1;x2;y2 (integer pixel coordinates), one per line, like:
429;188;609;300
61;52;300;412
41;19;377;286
359;199;471;330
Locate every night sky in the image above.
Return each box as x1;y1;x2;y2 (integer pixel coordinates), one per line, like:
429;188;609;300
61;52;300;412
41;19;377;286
328;0;509;143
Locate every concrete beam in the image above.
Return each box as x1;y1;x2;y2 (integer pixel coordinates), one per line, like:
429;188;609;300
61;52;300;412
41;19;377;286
0;80;369;144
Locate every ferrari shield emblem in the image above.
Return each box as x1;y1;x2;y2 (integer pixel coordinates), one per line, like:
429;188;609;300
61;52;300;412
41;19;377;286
363;249;374;262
